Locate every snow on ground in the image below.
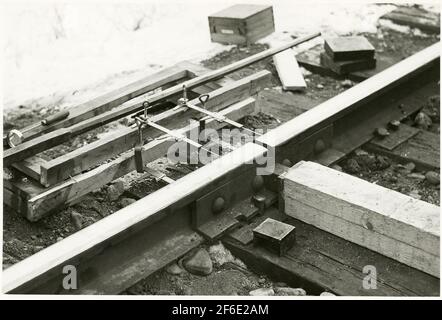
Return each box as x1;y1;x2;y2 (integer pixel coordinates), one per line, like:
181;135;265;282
0;1;438;111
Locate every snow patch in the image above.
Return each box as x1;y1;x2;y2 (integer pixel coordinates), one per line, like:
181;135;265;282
1;1;435;111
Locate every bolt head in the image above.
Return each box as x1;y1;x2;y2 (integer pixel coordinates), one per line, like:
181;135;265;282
212;197;225;214
314;139;326;154
251;175;264;192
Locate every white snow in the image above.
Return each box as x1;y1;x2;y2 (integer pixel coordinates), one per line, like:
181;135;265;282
1;0;439;111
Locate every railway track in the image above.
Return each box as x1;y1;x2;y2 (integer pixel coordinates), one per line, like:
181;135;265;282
2;40;440;295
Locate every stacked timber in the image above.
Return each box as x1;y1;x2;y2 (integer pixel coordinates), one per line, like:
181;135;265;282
283;161;440;278
320;36;376;75
273;49;307;91
208;4;275;45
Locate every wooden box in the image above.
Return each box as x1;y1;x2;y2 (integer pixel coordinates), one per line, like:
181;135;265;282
324;36;375;61
253;218;296;256
208;4;275;45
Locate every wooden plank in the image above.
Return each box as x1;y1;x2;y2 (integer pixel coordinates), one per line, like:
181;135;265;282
3;32;319;167
11;156;49;181
3;142;267;293
381;6;440;34
11;65;189;143
13;98;257;221
39;71;269;187
283;161;440;277
370;124;420;151
273;49;306;91
366;128;439;170
258;42;440;155
224;215;440;296
324;36;375;61
10;61;230;180
320;51;376;74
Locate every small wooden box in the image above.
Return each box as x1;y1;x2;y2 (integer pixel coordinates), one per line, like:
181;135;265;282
208;4;275;45
253;218;296;256
324;36;375;61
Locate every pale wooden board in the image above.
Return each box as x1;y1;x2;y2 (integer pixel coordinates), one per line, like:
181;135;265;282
13;65;189;142
273;49;306;91
283;161;440;277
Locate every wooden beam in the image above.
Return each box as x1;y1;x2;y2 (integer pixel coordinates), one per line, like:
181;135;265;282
39;71;269;186
11;156;49;181
273;49;306;91
6;97;257;221
3;142;267;293
381;6;440;34
3;32;319;167
283;161;440;277
9;60;231;181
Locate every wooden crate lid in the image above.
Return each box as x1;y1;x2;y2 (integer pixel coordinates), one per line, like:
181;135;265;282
325;36;375;55
209;4;272;19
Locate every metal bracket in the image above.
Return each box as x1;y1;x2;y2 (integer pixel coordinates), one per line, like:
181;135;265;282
192;166;277;241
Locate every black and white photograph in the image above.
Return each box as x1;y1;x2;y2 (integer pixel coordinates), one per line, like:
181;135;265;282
0;0;440;304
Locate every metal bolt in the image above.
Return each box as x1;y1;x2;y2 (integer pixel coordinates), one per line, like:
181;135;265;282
251;175;264;192
314;139;326;154
388;120;400;130
212;197;225;214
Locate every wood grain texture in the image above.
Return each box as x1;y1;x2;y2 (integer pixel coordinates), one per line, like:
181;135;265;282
13;65;189;143
39;71;270;186
273;49;306;91
324;36;375;61
3;142;267;293
283;161;440;277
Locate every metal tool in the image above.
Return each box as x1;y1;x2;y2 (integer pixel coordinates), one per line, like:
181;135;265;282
6;110;70;147
134;117;145;173
133;100;219;172
178;85;260;137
